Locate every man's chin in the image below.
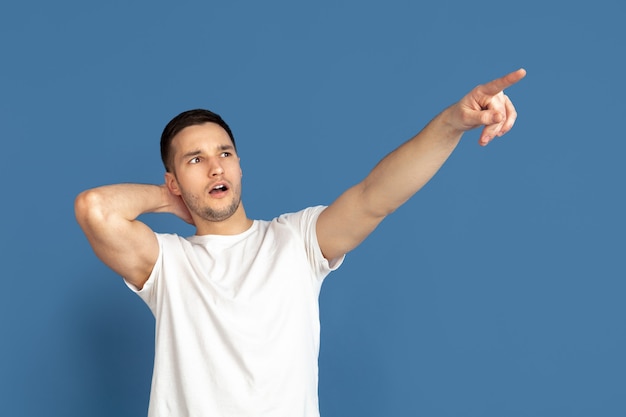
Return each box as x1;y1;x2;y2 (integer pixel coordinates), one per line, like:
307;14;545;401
198;201;241;223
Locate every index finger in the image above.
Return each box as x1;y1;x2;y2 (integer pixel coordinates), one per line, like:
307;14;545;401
479;68;527;96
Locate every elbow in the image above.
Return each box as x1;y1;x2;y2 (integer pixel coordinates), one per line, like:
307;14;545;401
362;202;396;220
74;189;107;228
358;185;399;219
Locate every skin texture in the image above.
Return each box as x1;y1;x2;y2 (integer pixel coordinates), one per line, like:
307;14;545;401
75;69;526;289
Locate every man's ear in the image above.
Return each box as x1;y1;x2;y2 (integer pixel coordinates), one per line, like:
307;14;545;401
165;172;182;196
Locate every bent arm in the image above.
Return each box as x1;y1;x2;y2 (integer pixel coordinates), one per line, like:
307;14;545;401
317;69;526;261
74;183;192;290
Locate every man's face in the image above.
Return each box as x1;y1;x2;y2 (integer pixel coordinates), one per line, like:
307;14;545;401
166;122;243;223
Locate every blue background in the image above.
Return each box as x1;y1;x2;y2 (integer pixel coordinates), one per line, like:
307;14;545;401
1;0;625;416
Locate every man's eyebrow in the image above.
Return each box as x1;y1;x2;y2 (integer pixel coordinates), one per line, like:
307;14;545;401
218;144;235;151
180;149;202;160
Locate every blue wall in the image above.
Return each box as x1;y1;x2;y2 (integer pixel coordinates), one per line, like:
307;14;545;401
2;1;625;416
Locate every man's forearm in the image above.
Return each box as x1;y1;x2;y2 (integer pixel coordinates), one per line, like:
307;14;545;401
76;183;173;224
359;106;464;217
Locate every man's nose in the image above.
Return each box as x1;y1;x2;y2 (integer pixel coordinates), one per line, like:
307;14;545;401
209;159;224;176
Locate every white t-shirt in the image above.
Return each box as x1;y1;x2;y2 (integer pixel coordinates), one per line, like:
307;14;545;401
127;206;343;417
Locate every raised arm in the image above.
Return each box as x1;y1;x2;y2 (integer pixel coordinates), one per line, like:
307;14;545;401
317;68;526;261
74;183;193;289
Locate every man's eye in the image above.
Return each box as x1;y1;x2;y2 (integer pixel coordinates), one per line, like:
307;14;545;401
221;152;231;157
189;157;201;164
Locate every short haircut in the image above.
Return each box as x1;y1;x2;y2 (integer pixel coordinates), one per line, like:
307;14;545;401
160;109;236;172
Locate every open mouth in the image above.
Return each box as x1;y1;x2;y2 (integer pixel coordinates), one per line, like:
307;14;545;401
209;184;229;195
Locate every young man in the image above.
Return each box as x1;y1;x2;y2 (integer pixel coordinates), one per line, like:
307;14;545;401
75;69;526;416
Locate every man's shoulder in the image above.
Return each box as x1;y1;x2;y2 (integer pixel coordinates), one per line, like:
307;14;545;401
274;205;327;223
152;231;192;247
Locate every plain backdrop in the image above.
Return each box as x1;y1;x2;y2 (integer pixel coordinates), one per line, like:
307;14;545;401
1;1;625;416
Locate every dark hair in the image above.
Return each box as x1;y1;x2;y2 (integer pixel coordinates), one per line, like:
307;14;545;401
160;109;236;172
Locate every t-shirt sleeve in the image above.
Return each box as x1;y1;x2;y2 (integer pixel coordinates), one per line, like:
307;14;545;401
122;232;164;314
279;206;345;279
